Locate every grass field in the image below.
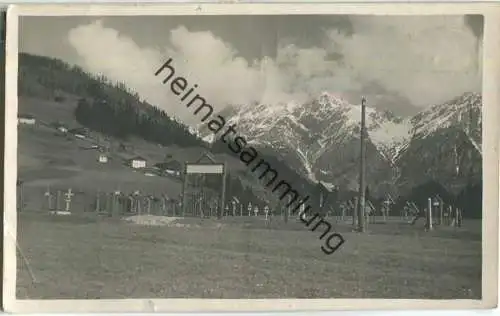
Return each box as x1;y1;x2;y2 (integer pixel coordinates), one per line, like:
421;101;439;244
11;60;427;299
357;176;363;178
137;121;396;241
16;211;482;299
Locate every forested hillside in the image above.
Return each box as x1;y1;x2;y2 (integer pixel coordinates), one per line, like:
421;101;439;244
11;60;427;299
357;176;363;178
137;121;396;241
19;53;204;148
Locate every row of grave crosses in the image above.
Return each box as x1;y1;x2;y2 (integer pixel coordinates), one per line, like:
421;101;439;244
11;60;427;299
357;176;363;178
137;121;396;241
233;201;272;219
44;187;74;213
45;187;180;215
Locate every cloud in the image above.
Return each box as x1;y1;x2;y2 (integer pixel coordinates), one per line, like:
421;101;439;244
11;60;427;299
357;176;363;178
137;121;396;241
330;16;482;107
67;16;481;125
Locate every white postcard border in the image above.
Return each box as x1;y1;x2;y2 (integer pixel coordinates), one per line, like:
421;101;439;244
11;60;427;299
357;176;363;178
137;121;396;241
3;2;499;313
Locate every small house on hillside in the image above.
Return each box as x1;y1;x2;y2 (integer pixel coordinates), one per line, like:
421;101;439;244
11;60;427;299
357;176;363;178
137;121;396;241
18;114;36;125
128;156;147;169
56;124;68;134
154;160;182;177
58;126;68;133
51;122;68;133
69;127;88;139
98;154;109;164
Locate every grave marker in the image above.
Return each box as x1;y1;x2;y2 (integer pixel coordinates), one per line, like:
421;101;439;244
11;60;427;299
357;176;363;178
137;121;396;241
56;190;62;212
147;196;152;215
64;188;74;213
264;205;270;221
231;199;236;216
44;188;53;211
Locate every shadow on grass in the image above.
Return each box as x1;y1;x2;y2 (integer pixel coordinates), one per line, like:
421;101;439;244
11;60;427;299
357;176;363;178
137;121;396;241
17;212;482;242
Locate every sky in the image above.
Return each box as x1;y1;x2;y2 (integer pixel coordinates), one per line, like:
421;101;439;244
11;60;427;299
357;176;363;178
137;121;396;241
19;15;483;123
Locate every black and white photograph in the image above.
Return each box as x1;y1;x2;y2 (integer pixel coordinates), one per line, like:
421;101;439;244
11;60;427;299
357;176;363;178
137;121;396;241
3;3;499;313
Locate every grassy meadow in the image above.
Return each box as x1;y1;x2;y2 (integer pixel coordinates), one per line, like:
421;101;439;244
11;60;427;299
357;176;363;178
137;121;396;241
16;212;481;299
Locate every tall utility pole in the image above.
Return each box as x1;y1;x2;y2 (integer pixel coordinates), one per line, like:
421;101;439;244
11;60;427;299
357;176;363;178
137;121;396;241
357;97;367;232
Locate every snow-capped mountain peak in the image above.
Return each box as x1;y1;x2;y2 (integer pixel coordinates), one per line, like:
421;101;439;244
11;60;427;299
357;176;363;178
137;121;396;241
194;91;481;188
411;92;482;154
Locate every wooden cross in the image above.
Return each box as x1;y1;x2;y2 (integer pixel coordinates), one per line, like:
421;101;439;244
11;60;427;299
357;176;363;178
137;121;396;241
64;188;74;212
264;205;270;220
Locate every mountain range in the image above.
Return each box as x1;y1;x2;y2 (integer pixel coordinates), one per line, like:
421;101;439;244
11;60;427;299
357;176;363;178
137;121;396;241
201;91;482;198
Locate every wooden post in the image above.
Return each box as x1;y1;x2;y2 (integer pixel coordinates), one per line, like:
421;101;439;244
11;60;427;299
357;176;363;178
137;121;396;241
127;196;133;214
147;196;152;215
444;205;452;226
219;162;227;220
181;162;188;217
357;97;367;232
264;205;270;227
106;194;112;217
426;198;433;231
284;201;289;224
56;190;62;211
95;192;101;213
161;197;166;216
45;187;53;211
439;200;444;225
457;208;463;227
352;197;358;228
110;193;115;217
383;196;390;223
109;194;113;216
137;196;142;216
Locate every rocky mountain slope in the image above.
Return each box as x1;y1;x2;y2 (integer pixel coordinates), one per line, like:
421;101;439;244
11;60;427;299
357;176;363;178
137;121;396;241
397;92;482;195
203;91;482;197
